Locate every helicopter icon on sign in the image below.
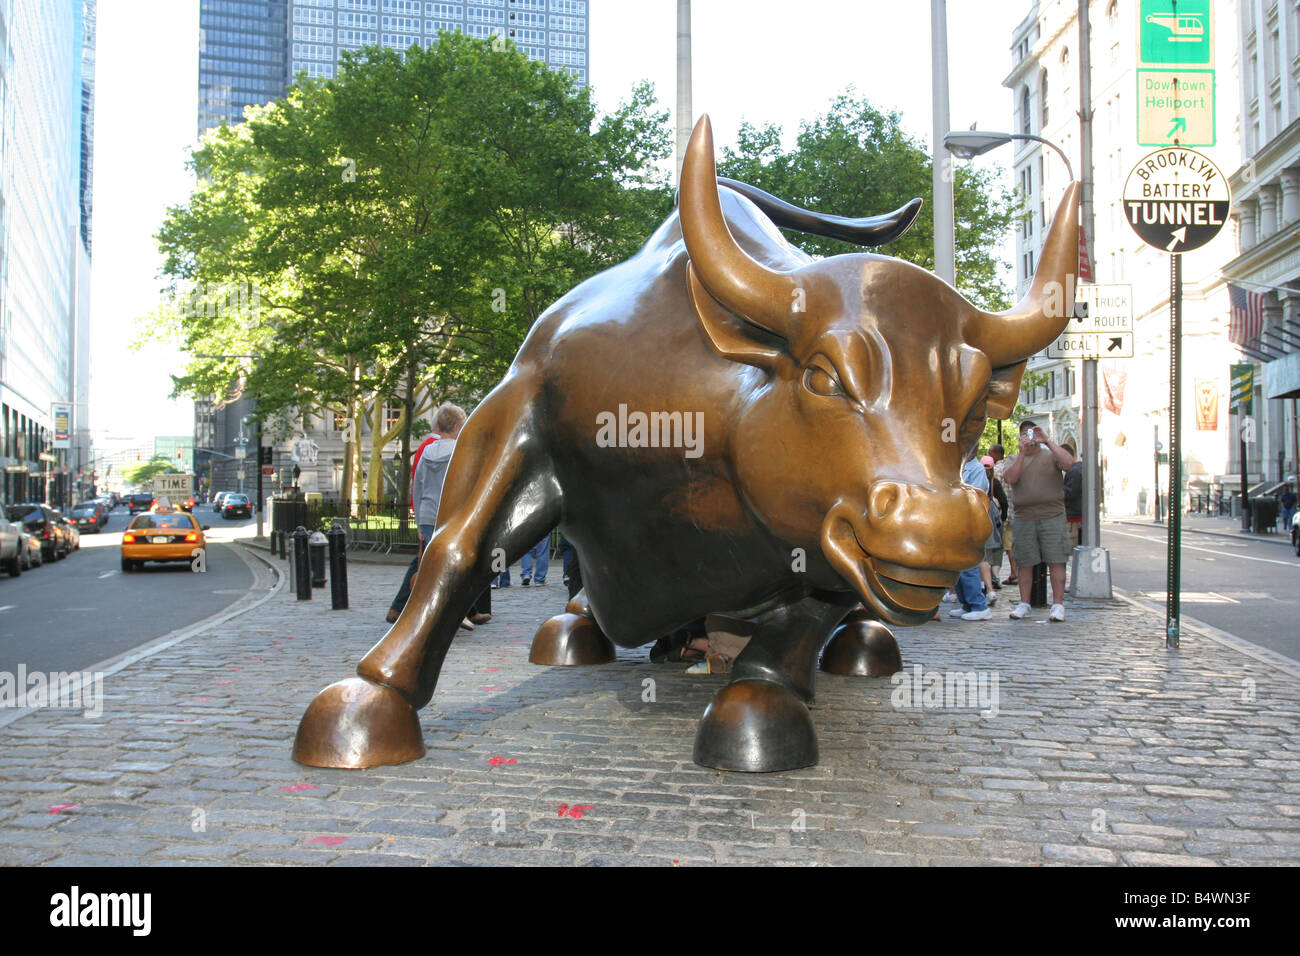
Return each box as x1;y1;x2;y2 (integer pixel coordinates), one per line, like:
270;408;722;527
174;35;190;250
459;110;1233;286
1145;13;1206;41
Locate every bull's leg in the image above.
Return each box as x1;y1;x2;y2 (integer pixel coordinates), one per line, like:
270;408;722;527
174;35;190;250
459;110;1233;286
692;592;854;772
528;588;616;666
293;377;559;769
819;608;903;677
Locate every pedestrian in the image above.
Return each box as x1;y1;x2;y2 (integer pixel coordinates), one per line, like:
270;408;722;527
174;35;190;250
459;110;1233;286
1003;419;1075;622
1061;440;1083;550
520;534;550;586
980;454;1007;602
560;534;581;600
1279;483;1296;533
386;403;482;629
950;451;992;621
990;443;1018;586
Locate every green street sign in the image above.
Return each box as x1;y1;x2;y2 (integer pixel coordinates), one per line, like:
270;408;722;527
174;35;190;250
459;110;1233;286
1137;69;1215;146
1139;0;1213;67
1230;362;1253;414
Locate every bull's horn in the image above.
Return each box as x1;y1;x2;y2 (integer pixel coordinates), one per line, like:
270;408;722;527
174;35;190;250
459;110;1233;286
965;182;1081;368
680;115;798;336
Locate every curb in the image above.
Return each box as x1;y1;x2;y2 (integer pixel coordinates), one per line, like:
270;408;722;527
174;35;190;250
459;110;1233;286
1113;585;1300;680
1110;518;1293;549
0;543;286;731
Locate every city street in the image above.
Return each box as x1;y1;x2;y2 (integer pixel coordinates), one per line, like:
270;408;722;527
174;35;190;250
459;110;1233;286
0;505;262;675
1104;519;1300;664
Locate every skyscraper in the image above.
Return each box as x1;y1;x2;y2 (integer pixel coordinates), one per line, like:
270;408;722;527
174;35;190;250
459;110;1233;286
287;0;589;87
198;0;289;136
0;0;95;507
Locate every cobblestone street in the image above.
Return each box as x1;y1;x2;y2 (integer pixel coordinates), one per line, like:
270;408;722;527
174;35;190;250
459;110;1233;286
2;545;1298;866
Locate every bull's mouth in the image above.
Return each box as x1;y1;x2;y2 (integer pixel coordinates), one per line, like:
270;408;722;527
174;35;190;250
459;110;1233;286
820;507;957;626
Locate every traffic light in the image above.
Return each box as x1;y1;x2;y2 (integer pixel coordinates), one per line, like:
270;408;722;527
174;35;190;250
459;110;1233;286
259;446;272;465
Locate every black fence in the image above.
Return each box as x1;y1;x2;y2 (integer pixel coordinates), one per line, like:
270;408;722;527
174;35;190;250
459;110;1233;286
269;497;420;553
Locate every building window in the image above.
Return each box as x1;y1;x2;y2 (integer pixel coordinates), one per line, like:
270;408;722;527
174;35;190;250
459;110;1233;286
1040;68;1049;126
1020;85;1032;135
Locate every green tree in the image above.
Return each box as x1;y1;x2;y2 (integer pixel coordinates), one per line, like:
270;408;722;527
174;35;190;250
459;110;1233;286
149;34;672;517
124;456;180;488
717;91;1020;310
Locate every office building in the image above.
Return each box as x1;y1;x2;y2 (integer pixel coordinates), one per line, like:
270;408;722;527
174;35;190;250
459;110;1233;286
0;0;95;508
1004;0;1242;515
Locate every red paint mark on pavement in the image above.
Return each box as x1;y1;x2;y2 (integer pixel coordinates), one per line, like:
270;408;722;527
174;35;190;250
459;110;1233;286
485;668;499;672
48;804;79;815
483;686;502;691
474;707;496;714
281;783;320;793
307;836;347;847
227;667;242;671
193;696;212;703
487;757;517;766
213;680;232;685
556;804;595;819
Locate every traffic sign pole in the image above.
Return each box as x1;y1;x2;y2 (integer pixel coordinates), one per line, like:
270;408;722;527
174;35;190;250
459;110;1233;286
1167;253;1182;649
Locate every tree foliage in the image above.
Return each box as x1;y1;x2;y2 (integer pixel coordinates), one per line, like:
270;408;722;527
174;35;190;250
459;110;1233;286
124;456;180;488
148;34;672;507
716;92;1020;310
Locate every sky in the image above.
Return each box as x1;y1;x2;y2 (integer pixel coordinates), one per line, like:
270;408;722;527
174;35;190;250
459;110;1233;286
89;0;1028;452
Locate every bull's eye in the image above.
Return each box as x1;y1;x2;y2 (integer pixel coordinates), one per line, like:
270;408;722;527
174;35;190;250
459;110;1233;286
803;363;845;397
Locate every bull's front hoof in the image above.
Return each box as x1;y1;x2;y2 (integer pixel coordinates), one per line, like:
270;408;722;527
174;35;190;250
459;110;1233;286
292;677;425;769
693;679;818;773
820;619;902;677
529;613;616;666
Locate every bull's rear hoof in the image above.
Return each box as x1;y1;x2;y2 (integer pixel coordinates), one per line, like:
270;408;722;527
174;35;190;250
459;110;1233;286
292;677;425;769
529;613;616;666
693;679;818;773
820;619;903;677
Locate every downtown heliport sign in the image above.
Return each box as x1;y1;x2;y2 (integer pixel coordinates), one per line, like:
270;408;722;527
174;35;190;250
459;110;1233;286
1137;0;1215;147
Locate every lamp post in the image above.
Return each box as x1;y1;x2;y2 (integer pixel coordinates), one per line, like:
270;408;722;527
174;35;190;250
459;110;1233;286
197;353;265;538
945;124;1113;600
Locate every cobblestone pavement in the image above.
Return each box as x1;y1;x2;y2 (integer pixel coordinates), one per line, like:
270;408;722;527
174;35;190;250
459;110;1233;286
1;545;1298;867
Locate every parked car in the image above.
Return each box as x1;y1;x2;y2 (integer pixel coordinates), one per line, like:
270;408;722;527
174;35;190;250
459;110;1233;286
19;530;42;569
70;502;107;533
221;493;252;519
121;509;208;571
212;492;231;512
61;516;80;551
127;493;155;514
0;519;22;577
6;504;70;562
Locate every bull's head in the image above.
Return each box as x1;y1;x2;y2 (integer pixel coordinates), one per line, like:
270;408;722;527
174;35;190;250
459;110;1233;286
680;115;1078;626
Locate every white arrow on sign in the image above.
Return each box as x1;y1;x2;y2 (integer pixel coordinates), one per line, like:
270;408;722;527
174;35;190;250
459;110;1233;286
1166;226;1187;251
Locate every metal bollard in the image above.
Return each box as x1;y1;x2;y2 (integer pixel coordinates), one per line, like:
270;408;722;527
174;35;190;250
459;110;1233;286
327;522;348;610
291;526;312;600
278;530;288;559
309;530;328;587
1030;562;1048;608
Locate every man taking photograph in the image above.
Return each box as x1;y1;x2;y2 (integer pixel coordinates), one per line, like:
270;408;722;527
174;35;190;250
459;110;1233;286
1003;419;1075;622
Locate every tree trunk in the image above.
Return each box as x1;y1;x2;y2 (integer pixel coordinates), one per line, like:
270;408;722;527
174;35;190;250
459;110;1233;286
352;406;366;518
396;358;417;532
338;398;355;515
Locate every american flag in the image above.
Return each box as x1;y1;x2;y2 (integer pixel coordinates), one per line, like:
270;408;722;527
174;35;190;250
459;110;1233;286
1228;283;1264;347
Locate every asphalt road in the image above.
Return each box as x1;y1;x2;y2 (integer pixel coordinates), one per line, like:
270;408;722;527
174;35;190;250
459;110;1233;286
0;505;258;674
1104;519;1300;662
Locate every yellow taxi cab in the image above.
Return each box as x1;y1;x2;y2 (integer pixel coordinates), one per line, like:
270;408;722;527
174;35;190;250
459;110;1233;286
120;498;208;572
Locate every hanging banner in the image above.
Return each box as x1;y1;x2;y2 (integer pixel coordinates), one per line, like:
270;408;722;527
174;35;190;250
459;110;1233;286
1194;378;1218;429
1101;366;1128;415
1229;363;1253;414
52;404;72;449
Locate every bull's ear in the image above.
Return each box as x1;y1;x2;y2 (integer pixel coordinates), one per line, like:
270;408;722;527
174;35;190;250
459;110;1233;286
986;360;1028;419
687;264;787;370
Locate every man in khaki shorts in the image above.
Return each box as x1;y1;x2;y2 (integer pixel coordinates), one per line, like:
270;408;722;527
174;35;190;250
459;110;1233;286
1003;419;1075;622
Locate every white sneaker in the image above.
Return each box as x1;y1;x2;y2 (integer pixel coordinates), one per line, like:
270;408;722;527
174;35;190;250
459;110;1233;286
1009;602;1031;620
961;608;992;621
941;591;957;603
1049;603;1065;622
986;591;998;606
949;607;967;618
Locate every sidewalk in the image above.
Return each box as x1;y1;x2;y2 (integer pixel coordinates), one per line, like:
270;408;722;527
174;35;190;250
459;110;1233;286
1110;513;1294;548
1;547;1297;866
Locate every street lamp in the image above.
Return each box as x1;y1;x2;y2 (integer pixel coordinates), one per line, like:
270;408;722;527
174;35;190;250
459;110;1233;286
196;353;265;538
943;129;1075;181
945;125;1112;601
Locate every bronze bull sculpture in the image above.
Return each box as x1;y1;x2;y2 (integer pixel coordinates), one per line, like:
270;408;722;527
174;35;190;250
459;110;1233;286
294;115;1079;773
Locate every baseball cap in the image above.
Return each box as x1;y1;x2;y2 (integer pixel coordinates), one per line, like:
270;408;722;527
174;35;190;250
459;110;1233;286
980;455;995;467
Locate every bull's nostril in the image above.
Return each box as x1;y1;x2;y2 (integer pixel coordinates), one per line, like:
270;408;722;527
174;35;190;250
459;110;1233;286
869;482;901;522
